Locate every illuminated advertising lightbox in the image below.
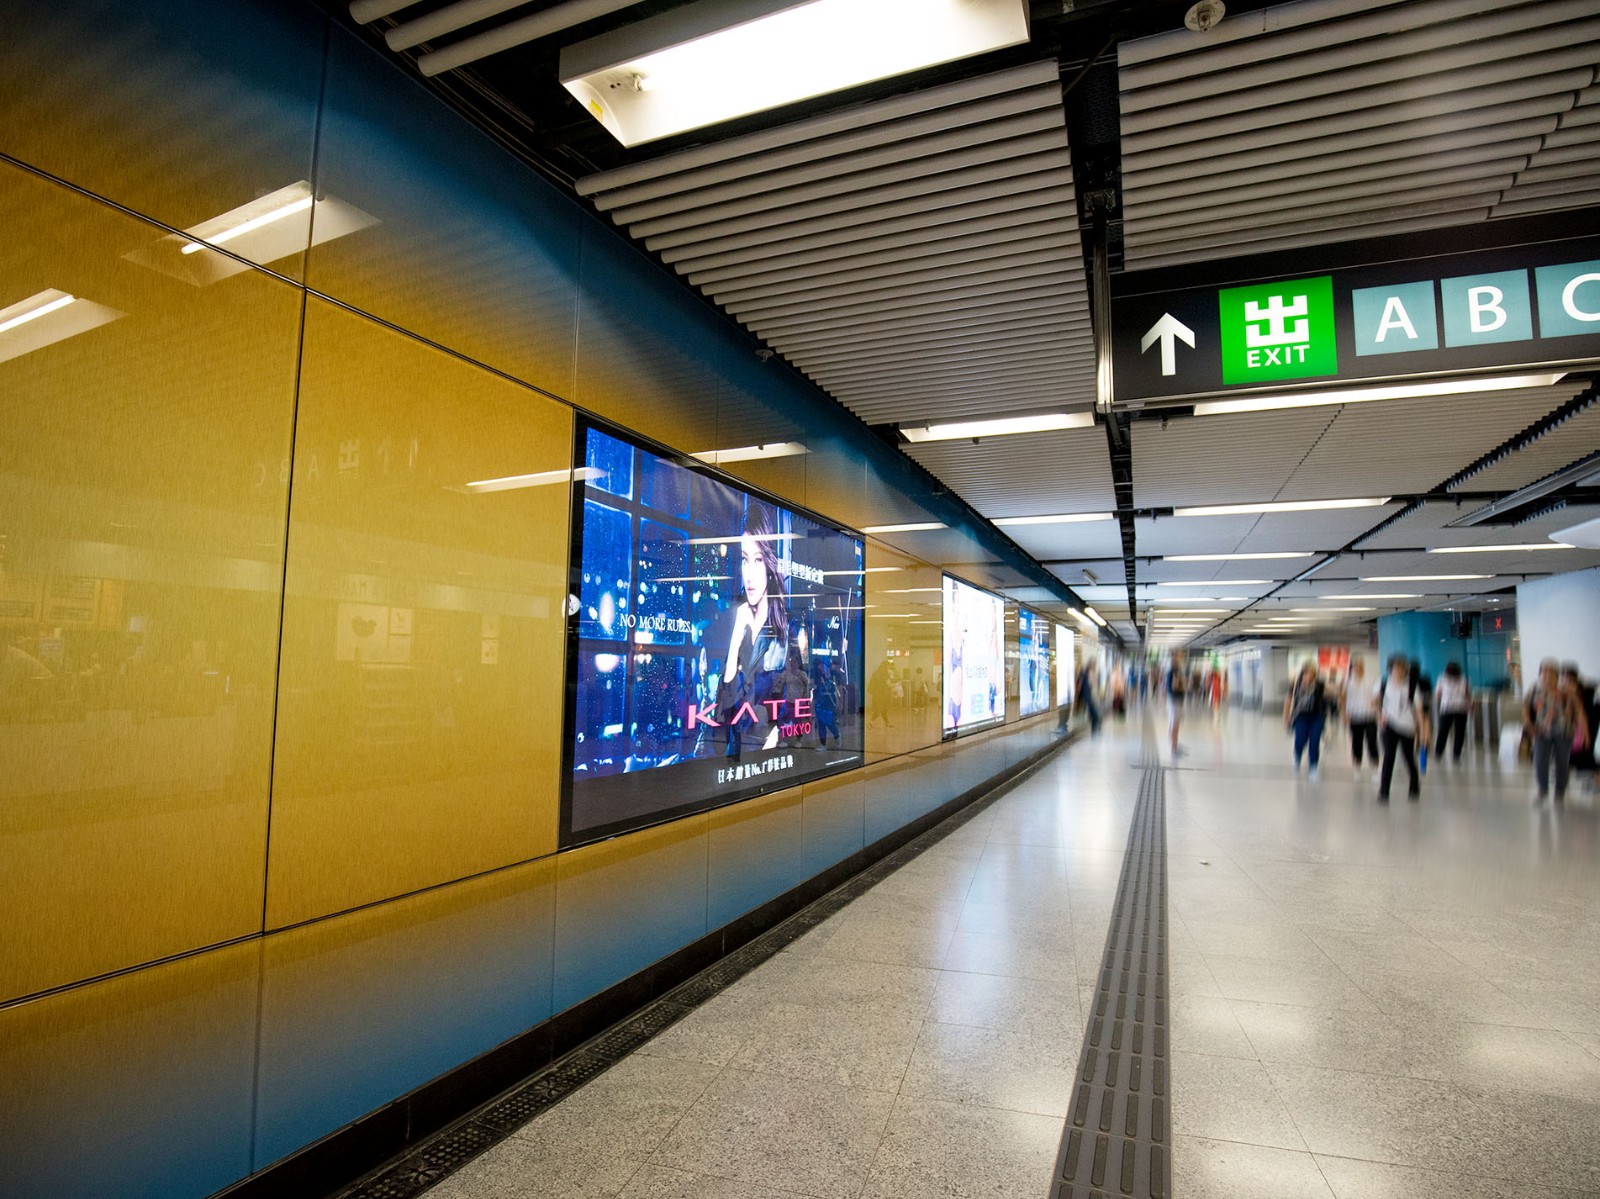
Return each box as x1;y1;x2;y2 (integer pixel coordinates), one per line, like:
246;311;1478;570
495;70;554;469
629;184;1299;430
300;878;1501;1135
942;575;1005;736
562;421;865;847
1018;608;1051;717
1056;624;1075;709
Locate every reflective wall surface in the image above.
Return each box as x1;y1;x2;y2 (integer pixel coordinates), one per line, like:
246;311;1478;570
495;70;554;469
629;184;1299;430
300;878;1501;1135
0;1;1073;1194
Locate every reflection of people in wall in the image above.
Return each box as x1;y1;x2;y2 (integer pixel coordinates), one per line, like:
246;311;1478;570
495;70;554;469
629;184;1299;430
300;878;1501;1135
814;659;840;746
721;506;789;755
868;658;894;728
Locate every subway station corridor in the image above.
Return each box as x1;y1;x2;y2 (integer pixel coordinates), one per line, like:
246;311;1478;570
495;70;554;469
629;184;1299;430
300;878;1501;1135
397;715;1600;1199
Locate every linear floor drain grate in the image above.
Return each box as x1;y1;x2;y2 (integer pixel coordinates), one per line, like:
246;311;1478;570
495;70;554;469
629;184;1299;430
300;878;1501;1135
1053;765;1170;1199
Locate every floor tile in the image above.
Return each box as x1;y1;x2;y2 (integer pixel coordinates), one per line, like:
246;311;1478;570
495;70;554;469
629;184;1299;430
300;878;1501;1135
617;1164;814;1199
1313;1154;1592;1199
1204;953;1377;1011
1173;1135;1336;1199
1168;993;1256;1060
1169;1051;1307;1151
940;930;1078;984
857;1095;1063;1199
726;1003;924;1092
899;1021;1077;1117
649;1070;895;1199
926;969;1082;1039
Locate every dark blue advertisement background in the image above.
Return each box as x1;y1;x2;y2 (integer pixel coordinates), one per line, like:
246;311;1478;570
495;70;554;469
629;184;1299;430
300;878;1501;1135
563;423;866;846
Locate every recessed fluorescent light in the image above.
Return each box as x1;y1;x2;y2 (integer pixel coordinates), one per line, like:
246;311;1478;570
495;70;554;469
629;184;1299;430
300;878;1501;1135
693;442;807;465
1291;607;1373;613
1162;551;1313;561
1426;543;1574;553
1151;609;1229;615
1320;593;1420;600
993;512;1114;527
900;411;1095;443
181;193;314;254
861;522;946;534
464;466;602;493
560;0;1032;147
1360;574;1492;582
1156;580;1269;587
0;290;76;333
1175;498;1390;517
1084;607;1108;627
687;532;798;545
821;567;900;576
1190;372;1567;417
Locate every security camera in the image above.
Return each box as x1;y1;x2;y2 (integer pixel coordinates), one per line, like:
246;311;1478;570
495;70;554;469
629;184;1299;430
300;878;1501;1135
1185;0;1225;32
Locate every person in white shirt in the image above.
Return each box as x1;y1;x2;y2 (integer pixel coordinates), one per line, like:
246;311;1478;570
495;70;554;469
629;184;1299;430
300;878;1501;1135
1342;658;1380;772
1378;653;1429;802
1433;662;1472;764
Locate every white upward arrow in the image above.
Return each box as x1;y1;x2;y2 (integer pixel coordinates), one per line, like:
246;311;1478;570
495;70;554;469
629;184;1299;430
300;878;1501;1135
1140;312;1196;377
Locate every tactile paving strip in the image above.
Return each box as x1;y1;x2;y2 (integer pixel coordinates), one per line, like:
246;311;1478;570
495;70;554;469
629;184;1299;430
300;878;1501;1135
337;744;1070;1199
1052;766;1170;1199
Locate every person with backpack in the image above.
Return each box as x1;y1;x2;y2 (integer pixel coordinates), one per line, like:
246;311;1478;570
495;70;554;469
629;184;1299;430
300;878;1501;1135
1378;654;1429;802
1343;658;1380;774
1524;658;1590;805
1433;662;1472;766
1283;660;1327;778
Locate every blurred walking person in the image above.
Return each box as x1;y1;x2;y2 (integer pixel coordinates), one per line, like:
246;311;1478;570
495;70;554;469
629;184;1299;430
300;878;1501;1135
1165;650;1187;756
1433;662;1472;766
1344;658;1380;774
1284;661;1327;779
1378;654;1428;802
1524;658;1589;805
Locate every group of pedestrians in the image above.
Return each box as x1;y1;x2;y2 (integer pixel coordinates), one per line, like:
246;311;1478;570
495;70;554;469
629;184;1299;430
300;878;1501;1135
1285;654;1594;804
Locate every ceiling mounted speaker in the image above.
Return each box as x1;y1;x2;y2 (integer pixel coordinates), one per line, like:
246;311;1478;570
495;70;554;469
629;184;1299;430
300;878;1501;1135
1184;0;1225;33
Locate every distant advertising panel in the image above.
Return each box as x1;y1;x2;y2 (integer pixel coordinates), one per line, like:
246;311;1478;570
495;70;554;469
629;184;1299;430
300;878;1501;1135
1056;624;1076;709
1018;608;1051;717
562;420;865;847
942;575;1005;736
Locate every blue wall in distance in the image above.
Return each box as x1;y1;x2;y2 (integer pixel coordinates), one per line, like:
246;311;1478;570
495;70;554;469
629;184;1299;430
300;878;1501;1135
1377;611;1514;690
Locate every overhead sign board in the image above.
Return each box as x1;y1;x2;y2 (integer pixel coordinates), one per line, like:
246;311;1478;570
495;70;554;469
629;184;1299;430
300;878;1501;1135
1111;236;1600;404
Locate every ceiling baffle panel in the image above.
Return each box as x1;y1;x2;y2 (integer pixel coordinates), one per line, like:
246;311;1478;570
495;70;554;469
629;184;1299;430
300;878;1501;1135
577;61;1094;435
1117;0;1600;267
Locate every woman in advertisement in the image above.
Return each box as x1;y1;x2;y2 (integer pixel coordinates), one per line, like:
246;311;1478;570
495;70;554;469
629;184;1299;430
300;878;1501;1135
721;504;790;755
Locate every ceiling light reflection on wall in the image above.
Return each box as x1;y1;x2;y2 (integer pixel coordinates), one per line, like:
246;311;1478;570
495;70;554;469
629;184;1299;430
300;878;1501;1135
861;522;946;534
900;411;1094;443
0;288;124;365
464;467;603;493
693;441;808;465
560;0;1032;147
1190;373;1567;417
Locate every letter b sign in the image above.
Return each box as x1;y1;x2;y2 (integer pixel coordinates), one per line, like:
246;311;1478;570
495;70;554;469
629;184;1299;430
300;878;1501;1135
1441;270;1532;347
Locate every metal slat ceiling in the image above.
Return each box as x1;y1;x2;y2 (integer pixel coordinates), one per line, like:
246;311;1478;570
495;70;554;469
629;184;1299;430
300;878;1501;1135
577;61;1095;429
1117;0;1600;268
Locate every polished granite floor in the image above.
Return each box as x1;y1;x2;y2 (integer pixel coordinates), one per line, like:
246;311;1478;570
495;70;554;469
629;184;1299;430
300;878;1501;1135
427;709;1600;1199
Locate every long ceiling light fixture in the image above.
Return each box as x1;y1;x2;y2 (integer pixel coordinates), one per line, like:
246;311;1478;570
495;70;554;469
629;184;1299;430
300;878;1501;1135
861;522;946;534
899;411;1094;443
1427;542;1574;553
1190;373;1568;417
1360;574;1492;582
1162;552;1313;561
1155;579;1269;587
993;512;1114;527
560;0;1032;146
1319;593;1421;600
1175;498;1390;517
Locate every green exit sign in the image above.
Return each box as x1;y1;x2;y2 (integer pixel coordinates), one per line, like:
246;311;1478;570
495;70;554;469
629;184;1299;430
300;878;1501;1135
1218;276;1338;385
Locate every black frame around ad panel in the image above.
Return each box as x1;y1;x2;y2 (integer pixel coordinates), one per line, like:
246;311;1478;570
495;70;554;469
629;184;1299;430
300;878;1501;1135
559;416;868;849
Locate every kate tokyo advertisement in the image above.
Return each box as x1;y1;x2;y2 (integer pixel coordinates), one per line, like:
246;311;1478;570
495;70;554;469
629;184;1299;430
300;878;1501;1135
562;421;865;847
1018;608;1051;717
942;575;1005;737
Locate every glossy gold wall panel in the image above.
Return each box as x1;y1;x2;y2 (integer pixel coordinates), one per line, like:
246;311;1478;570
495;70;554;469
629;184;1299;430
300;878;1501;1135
707;786;804;928
862;543;943;762
0;938;260;1199
0;163;299;1001
553;813;710;1010
0;0;324;281
255;857;555;1166
265;299;572;928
